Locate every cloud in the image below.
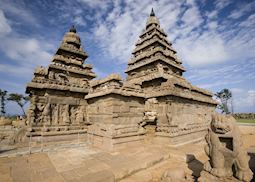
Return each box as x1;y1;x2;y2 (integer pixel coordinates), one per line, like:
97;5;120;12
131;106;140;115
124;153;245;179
92;0;187;63
0;10;11;36
74;16;86;26
232;89;255;112
247;90;255;105
89;0;254;68
2;37;51;65
187;60;255;85
175;32;229;66
0;0;37;24
0;11;53;80
228;1;255;19
214;0;232;10
79;0;110;10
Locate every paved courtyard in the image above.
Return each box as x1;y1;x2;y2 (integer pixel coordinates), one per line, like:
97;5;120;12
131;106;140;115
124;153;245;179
0;141;207;182
0;125;254;182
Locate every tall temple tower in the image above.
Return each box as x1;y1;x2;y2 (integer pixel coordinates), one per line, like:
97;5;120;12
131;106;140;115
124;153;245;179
83;9;217;149
124;9;217;146
126;9;185;90
26;26;96;139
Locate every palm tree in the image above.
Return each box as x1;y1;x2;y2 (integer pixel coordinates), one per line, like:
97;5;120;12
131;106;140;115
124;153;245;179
0;89;8;116
215;89;232;114
7;93;29;116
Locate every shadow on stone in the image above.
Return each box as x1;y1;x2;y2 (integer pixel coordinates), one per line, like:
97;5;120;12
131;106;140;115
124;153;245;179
186;154;203;182
248;152;255;182
0;147;16;154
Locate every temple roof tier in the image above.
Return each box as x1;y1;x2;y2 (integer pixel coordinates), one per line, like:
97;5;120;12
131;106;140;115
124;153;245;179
90;74;122;87
57;44;88;59
136;28;172;47
49;63;96;78
125;54;185;73
140;24;167;38
52;55;83;66
128;46;181;65
132;35;176;55
26;82;89;94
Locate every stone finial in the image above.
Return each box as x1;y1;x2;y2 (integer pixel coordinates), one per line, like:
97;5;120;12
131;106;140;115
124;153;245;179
150;8;155;16
69;25;77;33
146;8;159;29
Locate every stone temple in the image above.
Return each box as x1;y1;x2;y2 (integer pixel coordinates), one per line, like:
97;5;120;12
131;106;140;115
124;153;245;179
25;9;217;150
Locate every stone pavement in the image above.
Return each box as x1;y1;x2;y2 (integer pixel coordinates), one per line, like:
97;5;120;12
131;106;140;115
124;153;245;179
0;142;207;182
1;128;254;182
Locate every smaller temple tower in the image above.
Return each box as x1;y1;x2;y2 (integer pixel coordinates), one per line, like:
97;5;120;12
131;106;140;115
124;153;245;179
26;26;96;140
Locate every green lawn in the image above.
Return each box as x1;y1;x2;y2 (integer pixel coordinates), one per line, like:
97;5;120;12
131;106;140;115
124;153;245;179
237;119;255;124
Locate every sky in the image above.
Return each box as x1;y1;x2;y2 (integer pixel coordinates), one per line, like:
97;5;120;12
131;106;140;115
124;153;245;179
0;0;254;115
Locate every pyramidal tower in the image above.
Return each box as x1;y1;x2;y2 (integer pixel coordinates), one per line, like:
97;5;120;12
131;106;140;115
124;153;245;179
126;8;185;87
26;26;96;138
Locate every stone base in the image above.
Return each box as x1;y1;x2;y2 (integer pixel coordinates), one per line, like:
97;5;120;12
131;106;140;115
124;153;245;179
198;171;242;182
27;125;87;136
25;125;88;143
87;133;145;151
28;133;87;143
87;123;145;150
154;130;207;147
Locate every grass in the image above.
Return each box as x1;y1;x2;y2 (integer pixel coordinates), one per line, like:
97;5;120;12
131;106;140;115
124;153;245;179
237;119;255;124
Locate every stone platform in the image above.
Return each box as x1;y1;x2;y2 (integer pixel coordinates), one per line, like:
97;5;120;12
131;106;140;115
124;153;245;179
0;125;254;182
0;141;207;182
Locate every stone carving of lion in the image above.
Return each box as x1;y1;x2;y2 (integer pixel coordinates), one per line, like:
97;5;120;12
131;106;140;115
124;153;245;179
203;113;253;182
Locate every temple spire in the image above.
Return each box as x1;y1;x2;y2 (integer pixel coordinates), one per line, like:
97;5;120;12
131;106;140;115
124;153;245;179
146;8;159;29
69;25;77;33
150;8;155;16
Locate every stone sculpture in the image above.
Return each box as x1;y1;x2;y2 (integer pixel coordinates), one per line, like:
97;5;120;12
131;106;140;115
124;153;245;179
199;113;253;182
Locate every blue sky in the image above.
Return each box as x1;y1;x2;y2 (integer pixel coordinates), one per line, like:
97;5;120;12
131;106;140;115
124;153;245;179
0;0;254;114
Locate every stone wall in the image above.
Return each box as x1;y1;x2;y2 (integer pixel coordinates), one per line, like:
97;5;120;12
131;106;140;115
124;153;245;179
87;94;145;150
144;96;215;146
27;90;88;138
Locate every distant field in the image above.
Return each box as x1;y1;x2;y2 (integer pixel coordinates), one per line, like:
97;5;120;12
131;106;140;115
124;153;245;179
237;119;255;124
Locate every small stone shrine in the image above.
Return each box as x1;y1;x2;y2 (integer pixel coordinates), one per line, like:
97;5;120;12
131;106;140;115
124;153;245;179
26;26;96;140
26;9;217;149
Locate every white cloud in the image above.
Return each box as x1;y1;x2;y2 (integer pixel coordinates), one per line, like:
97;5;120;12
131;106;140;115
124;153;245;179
0;10;11;36
89;0;254;68
0;11;53;79
78;0;111;10
228;1;255;19
232;89;255;112
247;90;255;105
181;2;203;29
92;0;187;63
214;0;232;10
175;32;229;66
1;37;51;66
0;0;37;24
74;16;86;26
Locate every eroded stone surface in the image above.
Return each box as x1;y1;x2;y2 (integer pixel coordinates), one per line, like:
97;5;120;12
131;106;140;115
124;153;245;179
22;9;218;150
25;26;96;139
199;114;253;182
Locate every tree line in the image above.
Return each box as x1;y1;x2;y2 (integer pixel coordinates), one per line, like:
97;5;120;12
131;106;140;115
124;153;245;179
0;89;29;116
